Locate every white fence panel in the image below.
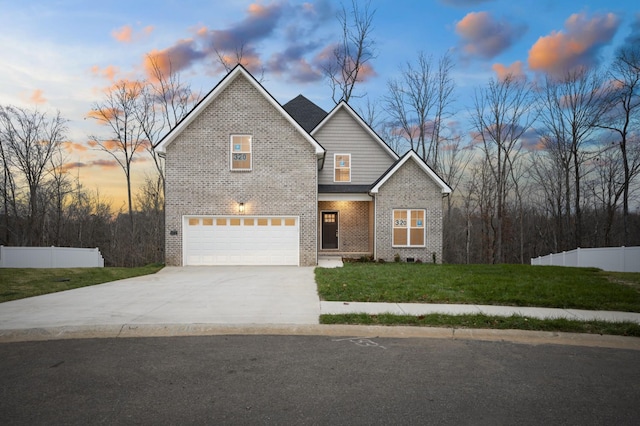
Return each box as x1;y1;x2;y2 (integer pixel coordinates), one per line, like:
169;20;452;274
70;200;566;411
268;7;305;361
0;246;104;268
531;247;640;272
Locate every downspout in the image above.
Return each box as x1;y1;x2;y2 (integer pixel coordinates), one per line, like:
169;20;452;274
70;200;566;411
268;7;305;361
318;151;326;171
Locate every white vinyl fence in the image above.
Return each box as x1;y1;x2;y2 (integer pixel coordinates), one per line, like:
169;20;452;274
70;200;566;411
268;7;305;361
531;246;640;272
0;246;104;268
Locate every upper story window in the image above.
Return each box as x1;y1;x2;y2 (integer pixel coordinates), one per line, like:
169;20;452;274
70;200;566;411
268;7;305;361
334;153;351;182
393;209;426;247
231;135;252;171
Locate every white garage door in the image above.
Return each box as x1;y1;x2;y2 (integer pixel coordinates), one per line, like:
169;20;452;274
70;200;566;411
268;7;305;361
183;216;299;265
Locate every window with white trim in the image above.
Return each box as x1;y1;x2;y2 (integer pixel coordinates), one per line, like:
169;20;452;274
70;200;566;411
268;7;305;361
334;153;351;182
230;135;252;170
393;209;425;247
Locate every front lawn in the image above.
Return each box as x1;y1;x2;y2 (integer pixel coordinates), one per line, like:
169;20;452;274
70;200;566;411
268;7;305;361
0;264;164;303
315;263;640;312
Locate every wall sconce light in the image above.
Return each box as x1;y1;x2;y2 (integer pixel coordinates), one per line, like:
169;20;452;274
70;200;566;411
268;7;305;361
238;202;245;214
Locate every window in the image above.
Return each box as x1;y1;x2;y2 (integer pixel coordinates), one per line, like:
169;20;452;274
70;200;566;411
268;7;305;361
231;135;252;170
334;154;351;182
393;209;425;247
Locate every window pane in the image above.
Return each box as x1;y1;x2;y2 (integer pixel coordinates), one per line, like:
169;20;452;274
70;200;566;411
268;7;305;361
216;218;227;226
393;210;407;228
411;210;425;228
393;228;407;246
230;218;241;226
271;218;281;226
410;228;425;246
257;218;268;226
335;168;350;182
232;153;251;169
284;218;296;226
188;218;199;226
336;155;350;167
244;218;254;226
202;218;213;226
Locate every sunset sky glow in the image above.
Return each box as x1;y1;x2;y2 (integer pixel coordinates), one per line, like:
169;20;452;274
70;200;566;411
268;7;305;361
1;0;638;208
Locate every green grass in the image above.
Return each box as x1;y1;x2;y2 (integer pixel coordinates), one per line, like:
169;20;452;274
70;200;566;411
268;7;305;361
0;264;164;303
319;313;640;337
315;263;640;312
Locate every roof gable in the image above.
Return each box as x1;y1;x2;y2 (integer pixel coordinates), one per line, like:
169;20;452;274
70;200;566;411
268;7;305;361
370;150;452;194
155;65;324;155
282;95;328;133
311;101;398;160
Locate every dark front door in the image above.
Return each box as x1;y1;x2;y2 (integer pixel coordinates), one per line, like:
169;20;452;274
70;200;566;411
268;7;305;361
322;212;338;249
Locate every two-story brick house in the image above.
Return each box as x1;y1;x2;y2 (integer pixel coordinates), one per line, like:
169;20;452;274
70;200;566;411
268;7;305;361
156;65;451;266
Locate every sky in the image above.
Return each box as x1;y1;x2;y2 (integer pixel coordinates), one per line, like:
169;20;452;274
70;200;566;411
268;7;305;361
1;0;639;209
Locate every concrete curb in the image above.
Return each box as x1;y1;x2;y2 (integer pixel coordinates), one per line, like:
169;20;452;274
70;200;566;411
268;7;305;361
1;323;639;351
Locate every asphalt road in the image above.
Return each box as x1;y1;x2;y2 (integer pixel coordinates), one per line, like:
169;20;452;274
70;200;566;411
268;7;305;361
1;335;639;425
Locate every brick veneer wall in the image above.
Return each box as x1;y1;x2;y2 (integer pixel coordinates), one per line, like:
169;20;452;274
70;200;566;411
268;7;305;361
374;159;444;263
318;201;372;253
164;75;318;266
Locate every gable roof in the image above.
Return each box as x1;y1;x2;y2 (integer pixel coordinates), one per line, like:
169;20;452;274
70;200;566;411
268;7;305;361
282;95;328;133
370;150;452;194
311;101;399;161
155;65;325;156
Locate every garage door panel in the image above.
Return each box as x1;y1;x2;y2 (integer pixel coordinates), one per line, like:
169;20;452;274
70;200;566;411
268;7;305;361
184;216;299;266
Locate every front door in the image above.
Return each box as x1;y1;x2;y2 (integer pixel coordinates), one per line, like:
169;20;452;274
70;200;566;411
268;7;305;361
322;211;338;249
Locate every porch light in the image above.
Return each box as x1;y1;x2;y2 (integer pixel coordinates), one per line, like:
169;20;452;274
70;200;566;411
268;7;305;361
238;202;245;214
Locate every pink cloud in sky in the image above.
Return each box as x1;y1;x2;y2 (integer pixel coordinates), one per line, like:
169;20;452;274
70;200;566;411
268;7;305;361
139;1;336;83
456;11;527;59
528;12;620;78
112;24;154;43
91;64;120;81
492;61;526;82
27;89;46;104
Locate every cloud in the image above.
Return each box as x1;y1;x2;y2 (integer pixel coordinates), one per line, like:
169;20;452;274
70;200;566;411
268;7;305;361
112;25;133;43
528;12;620;78
60;161;87;172
62;141;88;153
440;0;495;6
139;1;335;83
90;159;120;169
624;13;640;44
144;39;206;78
492;61;526;82
91;65;119;81
112;24;154;43
31;89;46;104
456;11;527;59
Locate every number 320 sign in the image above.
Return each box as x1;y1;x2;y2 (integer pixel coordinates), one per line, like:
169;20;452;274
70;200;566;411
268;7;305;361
233;153;247;161
394;219;407;226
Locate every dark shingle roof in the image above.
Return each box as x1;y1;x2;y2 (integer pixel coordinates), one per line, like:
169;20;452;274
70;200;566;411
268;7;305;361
283;95;328;133
318;184;372;193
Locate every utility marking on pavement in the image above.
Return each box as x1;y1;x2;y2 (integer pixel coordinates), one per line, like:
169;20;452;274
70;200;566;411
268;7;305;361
332;337;387;349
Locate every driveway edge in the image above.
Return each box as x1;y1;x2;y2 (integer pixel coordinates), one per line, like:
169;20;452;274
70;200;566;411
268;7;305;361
1;324;639;350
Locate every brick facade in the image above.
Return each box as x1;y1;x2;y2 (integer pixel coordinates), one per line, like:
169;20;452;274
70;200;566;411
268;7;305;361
374;158;444;263
164;75;318;266
318;201;372;254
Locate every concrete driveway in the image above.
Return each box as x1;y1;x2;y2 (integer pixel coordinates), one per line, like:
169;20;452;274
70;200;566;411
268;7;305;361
0;267;321;332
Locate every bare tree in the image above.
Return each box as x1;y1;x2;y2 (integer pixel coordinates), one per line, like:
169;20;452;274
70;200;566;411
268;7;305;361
89;80;147;236
536;68;611;248
324;0;376;104
470;74;536;262
384;52;455;171
138;55;200;193
600;46;640;244
0;106;67;245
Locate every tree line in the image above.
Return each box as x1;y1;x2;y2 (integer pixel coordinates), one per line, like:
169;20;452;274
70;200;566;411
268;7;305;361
1;1;638;266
